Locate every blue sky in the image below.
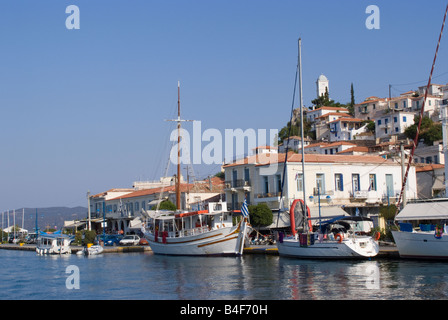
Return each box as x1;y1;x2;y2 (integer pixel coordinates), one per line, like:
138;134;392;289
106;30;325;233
1;0;447;210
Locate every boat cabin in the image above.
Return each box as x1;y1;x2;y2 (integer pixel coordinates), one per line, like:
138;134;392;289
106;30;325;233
148;202;234;238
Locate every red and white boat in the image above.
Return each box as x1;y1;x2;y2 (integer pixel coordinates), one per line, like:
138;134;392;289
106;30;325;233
143;201;251;256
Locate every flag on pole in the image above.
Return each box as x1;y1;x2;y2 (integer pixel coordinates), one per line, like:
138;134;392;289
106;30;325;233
241;198;249;217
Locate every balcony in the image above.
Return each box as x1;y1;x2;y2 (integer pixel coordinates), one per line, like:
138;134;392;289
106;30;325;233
224;179;251;192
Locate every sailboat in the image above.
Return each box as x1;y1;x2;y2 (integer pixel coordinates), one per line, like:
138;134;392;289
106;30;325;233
391;4;448;260
142;82;251;256
276;39;379;259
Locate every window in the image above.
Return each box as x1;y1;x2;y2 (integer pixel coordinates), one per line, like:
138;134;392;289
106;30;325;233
378;119;382;125
316;173;325;194
297;173;303;192
394;116;398;123
232;169;237;186
369;174;377;191
276;174;282;193
263;176;269;194
335;173;343;191
244;167;250;182
352;174;360;192
394;102;398;109
403;116;407;122
403;100;407;108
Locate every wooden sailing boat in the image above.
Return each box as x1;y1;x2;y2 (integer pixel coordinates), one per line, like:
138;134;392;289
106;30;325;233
276;39;379;259
142;82;251;256
391;4;448;259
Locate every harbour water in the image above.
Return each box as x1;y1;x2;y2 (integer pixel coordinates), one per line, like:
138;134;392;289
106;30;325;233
1;249;448;301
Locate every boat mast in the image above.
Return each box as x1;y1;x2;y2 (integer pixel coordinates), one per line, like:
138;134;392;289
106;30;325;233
176;81;181;210
396;4;448;213
298;38;308;233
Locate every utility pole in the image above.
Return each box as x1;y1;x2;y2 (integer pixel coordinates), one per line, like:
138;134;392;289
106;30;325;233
400;142;407;207
87;190;91;231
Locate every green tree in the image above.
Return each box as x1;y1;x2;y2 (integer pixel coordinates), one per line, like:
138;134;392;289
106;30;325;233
248;203;273;227
362;120;375;133
155;199;177;211
404;115;442;146
348;83;355;116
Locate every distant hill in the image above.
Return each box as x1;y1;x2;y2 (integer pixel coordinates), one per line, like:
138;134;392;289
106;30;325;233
1;207;87;232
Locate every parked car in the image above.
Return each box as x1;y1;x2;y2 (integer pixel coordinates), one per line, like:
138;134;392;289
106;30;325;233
102;235;123;246
139;237;149;246
119;235;140;246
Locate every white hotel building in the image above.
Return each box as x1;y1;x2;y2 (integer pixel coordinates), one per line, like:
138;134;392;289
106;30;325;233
223;152;417;218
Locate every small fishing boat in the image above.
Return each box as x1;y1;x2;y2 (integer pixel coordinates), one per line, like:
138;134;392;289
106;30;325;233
36;233;72;255
141;82;251;256
76;244;104;256
143;201;251;256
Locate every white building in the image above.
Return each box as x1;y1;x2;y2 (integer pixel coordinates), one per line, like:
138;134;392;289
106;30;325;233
355;91;444;123
278;136;310;153
328;117;367;142
375;111;415;140
306;106;350;124
223;152;417;218
316;74;329;98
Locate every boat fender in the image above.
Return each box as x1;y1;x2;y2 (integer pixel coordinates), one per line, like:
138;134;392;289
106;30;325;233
162;231;168;244
279;232;284;243
434;225;443;239
374;231;381;241
335;233;343;243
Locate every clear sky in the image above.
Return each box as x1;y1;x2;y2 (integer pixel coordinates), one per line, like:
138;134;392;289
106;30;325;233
1;0;447;210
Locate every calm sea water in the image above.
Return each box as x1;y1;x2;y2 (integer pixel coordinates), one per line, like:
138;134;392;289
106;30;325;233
1;249;448;301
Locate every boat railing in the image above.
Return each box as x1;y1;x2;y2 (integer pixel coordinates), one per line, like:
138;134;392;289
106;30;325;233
162;226;210;238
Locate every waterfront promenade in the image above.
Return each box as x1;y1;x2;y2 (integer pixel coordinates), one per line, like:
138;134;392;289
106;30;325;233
0;243;399;258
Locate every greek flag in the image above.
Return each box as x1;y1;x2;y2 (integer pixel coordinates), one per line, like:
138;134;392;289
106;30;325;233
241;198;249;217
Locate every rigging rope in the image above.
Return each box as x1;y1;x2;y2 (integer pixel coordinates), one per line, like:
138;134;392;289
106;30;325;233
396;3;448;214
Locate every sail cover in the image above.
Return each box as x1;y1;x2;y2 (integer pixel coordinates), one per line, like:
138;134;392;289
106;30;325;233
395;201;448;221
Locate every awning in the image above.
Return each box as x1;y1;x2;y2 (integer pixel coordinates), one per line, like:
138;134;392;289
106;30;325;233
395;201;448;221
309;206;349;219
63;221;86;228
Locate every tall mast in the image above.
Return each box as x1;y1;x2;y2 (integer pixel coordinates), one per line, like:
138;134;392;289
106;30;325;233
176;81;181;210
298;38;308;233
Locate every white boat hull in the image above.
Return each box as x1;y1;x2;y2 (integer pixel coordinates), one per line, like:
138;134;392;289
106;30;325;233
392;230;448;259
277;236;379;259
76;245;104;256
36;245;72;255
146;224;249;256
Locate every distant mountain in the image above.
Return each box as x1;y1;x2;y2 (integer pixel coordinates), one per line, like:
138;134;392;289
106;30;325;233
1;207;87;232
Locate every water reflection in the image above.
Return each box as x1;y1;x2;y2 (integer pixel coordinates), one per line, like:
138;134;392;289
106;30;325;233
1;250;448;300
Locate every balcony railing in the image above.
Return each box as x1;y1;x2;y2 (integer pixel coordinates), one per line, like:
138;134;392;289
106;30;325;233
224;179;251;189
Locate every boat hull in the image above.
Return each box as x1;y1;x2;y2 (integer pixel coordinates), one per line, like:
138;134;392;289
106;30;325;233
392;230;448;259
277;236;379;259
146;225;248;256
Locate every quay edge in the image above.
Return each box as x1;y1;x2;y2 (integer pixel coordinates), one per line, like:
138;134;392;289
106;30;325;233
0;243;398;258
0;243;152;254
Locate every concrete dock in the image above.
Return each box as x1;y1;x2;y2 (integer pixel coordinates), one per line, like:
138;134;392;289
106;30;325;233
0;243;399;258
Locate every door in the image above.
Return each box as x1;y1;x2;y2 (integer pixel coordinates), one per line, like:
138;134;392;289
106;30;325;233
386;174;394;197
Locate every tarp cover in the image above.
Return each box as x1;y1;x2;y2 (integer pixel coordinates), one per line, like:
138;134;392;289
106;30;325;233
395;201;448;221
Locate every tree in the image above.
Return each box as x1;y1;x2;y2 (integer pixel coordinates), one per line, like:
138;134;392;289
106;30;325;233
154;200;177;211
404;115;442;146
248;203;273;227
348;83;355;116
